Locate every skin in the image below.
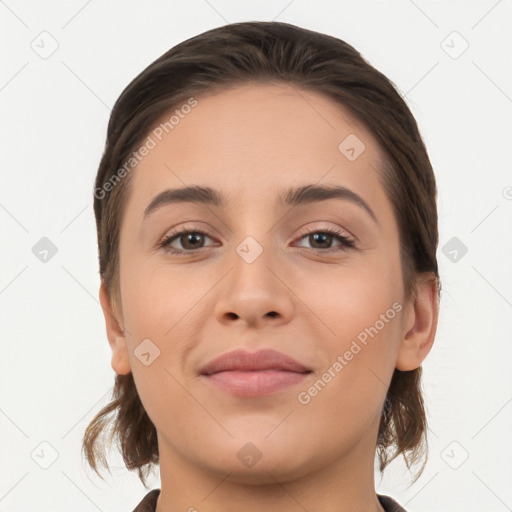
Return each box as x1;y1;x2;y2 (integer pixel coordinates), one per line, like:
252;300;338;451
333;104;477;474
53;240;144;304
99;83;439;512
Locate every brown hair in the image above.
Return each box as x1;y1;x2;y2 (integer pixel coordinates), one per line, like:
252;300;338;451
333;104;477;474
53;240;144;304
83;21;440;487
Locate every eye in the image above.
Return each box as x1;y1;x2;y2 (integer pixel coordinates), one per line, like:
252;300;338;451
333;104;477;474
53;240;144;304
294;227;355;253
158;225;355;255
158;227;216;254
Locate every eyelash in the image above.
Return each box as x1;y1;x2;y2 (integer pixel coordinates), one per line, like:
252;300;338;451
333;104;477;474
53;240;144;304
158;225;355;255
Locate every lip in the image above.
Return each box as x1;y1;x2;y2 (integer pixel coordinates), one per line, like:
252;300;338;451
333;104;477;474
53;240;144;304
200;348;311;374
199;348;312;397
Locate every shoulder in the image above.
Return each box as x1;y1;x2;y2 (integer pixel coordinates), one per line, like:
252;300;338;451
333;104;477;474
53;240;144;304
132;488;161;512
378;493;408;512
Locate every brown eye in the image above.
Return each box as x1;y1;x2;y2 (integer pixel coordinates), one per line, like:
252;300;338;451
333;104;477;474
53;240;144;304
308;232;334;249
177;232;206;250
159;230;214;253
295;227;355;253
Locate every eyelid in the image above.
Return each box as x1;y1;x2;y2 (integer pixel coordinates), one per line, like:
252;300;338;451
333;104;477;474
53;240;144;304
159;221;354;240
157;221;357;254
294;222;355;242
157;221;216;243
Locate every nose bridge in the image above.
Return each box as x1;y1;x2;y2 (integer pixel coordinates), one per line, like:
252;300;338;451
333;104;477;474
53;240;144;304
229;206;277;268
213;220;294;326
230;228;279;292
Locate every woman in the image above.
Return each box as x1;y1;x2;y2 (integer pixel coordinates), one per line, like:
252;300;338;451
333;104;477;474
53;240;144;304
83;21;440;512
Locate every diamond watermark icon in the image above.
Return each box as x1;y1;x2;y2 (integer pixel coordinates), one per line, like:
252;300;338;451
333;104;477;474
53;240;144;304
32;237;58;263
134;338;161;366
237;442;263;468
236;236;263;264
441;31;469;60
31;441;59;469
338;134;366;161
31;31;59;59
442;236;468;263
440;440;469;470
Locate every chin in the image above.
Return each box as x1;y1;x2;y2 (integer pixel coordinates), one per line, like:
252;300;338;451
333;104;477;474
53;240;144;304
199;437;313;484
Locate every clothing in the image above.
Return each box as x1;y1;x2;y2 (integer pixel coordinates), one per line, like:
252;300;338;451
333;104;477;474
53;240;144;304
132;488;407;511
378;494;408;512
132;489;159;512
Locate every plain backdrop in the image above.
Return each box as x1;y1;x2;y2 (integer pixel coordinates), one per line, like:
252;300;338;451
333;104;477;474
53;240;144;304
1;1;511;511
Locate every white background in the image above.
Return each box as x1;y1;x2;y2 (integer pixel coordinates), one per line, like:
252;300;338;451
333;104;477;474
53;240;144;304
1;1;511;511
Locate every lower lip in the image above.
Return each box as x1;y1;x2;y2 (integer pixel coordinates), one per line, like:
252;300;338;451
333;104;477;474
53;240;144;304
202;370;311;397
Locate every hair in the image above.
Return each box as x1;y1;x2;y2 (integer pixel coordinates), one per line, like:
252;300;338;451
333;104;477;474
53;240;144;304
83;20;440;488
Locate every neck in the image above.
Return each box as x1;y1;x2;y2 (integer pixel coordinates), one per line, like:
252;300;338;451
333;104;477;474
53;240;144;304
155;434;385;512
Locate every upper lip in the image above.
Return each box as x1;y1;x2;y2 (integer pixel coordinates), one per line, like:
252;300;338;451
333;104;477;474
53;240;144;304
199;348;312;375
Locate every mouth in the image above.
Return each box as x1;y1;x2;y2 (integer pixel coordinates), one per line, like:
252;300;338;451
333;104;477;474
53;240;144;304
199;348;313;397
202;369;312;397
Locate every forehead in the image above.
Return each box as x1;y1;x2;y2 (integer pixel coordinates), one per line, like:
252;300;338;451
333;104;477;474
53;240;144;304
123;82;392;222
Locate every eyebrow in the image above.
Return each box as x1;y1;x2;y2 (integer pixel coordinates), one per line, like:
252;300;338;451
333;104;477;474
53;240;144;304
143;184;378;224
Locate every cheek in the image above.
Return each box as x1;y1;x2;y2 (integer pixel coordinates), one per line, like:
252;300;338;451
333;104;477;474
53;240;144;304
296;256;403;398
119;267;195;432
120;256;186;334
118;258;207;396
293;274;402;443
301;252;403;338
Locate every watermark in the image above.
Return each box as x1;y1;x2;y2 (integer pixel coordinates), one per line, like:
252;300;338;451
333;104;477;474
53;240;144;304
134;338;161;366
440;31;469;60
338;133;366;161
297;301;402;405
94;97;198;200
32;236;58;263
237;441;263;468
440;440;469;470
441;236;468;263
30;440;59;469
31;31;59;60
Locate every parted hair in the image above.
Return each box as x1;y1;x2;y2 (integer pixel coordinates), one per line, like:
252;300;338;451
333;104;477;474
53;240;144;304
83;21;440;487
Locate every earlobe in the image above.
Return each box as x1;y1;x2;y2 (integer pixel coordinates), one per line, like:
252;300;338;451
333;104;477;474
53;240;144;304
395;273;439;371
110;336;132;375
99;280;132;375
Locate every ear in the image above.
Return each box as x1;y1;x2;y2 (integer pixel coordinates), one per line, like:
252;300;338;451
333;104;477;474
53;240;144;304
99;280;132;375
396;273;439;371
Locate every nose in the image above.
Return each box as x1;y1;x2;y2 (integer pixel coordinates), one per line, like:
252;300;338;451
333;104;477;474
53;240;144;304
213;236;295;329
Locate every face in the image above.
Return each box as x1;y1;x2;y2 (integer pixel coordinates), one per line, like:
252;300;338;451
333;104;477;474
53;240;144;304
109;83;414;482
